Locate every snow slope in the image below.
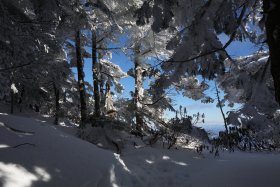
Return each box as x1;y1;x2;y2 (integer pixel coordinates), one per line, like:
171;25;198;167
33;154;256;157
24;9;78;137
1;113;280;187
0;113;135;187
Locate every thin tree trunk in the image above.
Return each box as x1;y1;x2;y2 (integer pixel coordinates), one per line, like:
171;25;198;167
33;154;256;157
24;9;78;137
215;83;230;148
10;89;14;114
53;82;60;125
18;85;24;112
263;0;280;104
99;62;105;115
75;30;87;128
92;31;100;117
100;78;105;115
215;83;228;135
134;47;144;132
104;81;111;113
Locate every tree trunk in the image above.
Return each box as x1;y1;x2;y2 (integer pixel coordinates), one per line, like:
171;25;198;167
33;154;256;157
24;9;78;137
53;82;60;125
104;81;111;113
100;78;105;115
10;89;14;114
264;0;280;104
105;82;110;101
18;85;24;112
75;30;87;128
215;83;228;135
134;47;144;132
92;31;100;117
215;83;230;148
99;62;105;115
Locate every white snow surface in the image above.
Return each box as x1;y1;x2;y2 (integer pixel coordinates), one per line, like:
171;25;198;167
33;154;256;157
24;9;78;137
1;113;280;187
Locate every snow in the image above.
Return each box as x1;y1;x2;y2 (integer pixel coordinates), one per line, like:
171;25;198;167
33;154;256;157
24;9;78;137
10;84;18;94
120;147;280;187
0;113;130;187
1;113;280;187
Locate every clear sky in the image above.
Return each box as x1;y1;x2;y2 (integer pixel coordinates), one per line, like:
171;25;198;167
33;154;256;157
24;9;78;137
80;33;259;131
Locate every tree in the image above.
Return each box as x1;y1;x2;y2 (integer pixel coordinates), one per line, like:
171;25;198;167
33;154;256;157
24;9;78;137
92;31;101;117
133;45;145;131
84;0;129;118
133;1;280;132
133;0;267;102
98;57;127;114
75;30;87;127
215;83;228;135
218;51;279;143
263;0;280;104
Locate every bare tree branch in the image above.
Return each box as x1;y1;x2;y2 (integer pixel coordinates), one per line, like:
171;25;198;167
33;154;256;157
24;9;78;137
13;143;36;148
0;63;32;72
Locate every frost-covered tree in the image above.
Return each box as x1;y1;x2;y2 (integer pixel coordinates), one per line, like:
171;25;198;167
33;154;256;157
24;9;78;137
0;0;94;127
0;0;68;112
83;0;132;118
132;33;174;131
132;1;280;143
85;0;172;126
1;0;280;146
218;51;279;142
134;0;275;103
98;57;127;114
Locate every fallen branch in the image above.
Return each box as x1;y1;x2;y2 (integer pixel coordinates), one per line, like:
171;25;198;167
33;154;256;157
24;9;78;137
13;143;36;148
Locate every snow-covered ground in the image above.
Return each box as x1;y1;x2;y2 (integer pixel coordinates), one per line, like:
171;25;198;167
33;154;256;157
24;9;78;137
1;112;280;187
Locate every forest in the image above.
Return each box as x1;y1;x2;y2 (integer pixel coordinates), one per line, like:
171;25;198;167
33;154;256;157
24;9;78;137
0;0;280;187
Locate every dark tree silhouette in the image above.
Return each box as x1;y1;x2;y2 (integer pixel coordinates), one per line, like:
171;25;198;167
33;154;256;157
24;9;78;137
75;30;87;128
264;0;280;104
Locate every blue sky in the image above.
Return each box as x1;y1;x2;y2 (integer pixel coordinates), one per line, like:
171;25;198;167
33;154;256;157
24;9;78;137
80;33;259;129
